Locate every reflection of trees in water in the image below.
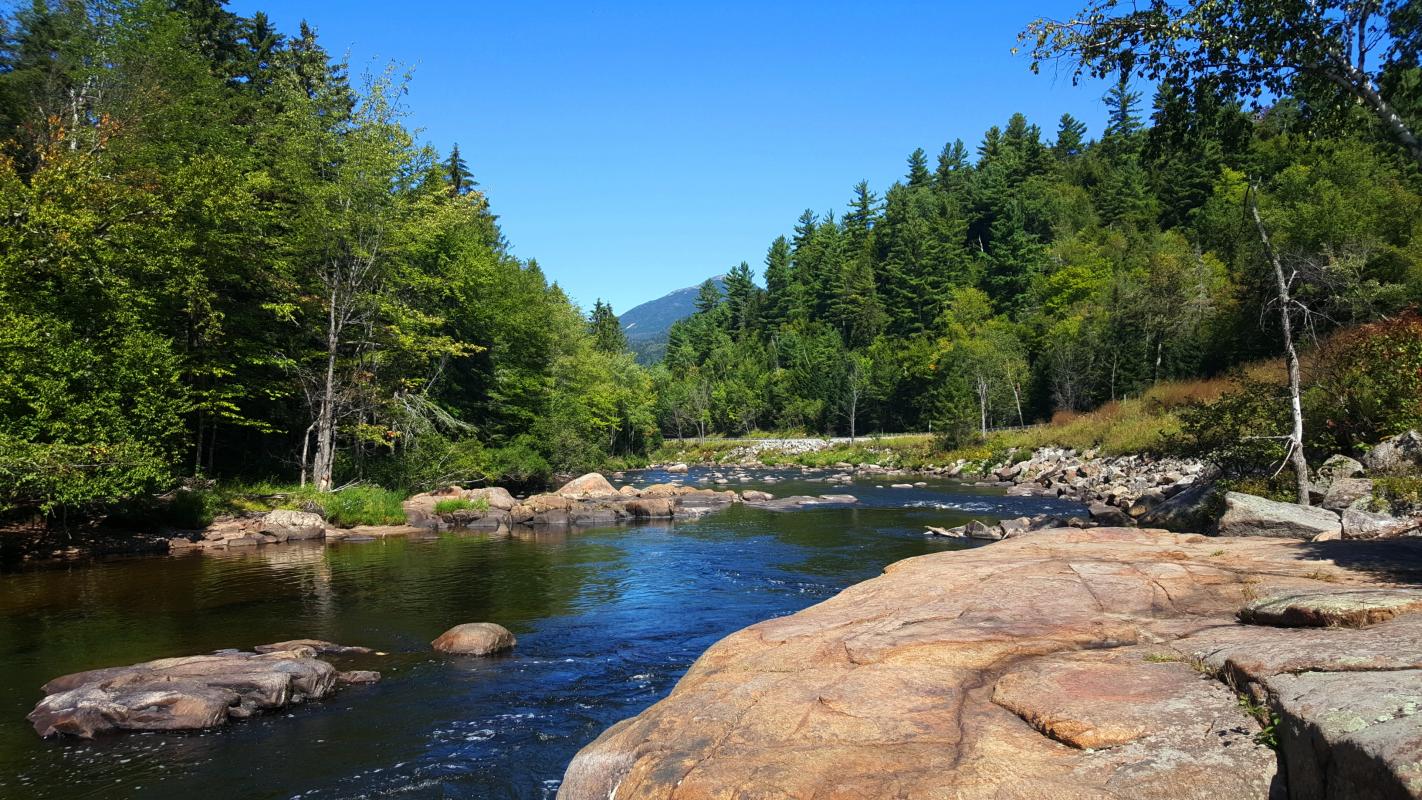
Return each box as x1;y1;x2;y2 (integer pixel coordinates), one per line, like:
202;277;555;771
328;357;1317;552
319;529;631;635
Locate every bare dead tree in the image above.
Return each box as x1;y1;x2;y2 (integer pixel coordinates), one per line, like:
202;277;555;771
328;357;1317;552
1247;184;1312;505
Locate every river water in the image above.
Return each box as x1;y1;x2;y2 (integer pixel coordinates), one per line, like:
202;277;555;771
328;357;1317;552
0;468;1080;799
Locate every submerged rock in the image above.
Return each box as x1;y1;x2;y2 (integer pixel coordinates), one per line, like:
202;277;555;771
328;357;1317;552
431;623;516;655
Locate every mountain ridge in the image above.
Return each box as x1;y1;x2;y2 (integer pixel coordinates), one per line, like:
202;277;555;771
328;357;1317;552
619;276;724;364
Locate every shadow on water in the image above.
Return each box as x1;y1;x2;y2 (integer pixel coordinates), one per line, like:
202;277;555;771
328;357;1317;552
0;467;1081;800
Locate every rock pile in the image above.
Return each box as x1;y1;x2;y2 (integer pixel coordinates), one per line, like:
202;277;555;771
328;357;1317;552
403;473;749;530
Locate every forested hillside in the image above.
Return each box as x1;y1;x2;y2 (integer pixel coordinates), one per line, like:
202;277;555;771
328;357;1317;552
2;0;1419;522
656;68;1421;442
0;0;658;516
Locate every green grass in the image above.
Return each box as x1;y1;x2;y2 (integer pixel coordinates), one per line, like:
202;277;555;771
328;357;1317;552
433;498;475;514
433;496;490;514
121;481;410;530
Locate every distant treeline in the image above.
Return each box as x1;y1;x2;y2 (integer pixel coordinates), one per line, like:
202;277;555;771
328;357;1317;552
654;73;1421;442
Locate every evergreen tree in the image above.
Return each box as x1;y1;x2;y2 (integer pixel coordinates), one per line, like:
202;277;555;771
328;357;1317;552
761;236;795;330
906;147;932;187
693;278;722;313
446;143;477;196
722;261;757;334
588;299;627;353
935;139;970;193
1053;113;1088;159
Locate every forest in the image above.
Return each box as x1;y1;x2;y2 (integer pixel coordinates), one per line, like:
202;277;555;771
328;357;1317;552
0;0;661;517
1;0;1420;519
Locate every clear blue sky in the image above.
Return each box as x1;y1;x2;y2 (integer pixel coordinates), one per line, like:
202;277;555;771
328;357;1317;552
234;1;1119;313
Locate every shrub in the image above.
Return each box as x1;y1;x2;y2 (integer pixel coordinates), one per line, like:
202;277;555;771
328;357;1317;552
1308;312;1422;454
317;486;406;527
1372;476;1422;515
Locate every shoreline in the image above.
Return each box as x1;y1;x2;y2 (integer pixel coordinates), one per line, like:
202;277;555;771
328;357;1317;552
557;527;1422;799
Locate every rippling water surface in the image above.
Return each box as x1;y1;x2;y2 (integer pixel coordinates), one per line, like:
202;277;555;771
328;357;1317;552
0;468;1080;799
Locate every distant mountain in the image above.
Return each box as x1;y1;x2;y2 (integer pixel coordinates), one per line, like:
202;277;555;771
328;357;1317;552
619;276;724;364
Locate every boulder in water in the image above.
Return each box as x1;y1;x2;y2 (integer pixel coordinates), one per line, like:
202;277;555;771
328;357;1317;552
431;623;517;655
29;649;339;738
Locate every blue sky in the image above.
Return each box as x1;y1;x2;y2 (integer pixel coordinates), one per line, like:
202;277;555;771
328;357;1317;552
234;1;1120;313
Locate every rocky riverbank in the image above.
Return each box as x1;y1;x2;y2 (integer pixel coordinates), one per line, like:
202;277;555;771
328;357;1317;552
93;472;853;559
558;527;1422;800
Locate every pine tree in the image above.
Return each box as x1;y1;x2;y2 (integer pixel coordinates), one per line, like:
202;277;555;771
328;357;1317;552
906;147;931;187
1053;113;1088;159
1103;73;1144;151
588;299;627;353
446;143;476;196
761;236;795;330
842;181;879;259
694;278;722;314
935;139;970;193
722;261;757;334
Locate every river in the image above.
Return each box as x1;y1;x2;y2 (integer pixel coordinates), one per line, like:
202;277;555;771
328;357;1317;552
0;467;1081;799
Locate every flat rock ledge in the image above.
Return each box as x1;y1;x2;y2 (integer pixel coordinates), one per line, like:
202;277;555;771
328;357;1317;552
558;528;1422;800
28;640;375;738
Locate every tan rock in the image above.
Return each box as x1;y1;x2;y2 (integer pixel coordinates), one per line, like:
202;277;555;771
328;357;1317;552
260;509;326;541
559;529;1422;800
555;472;617;498
625;499;673;518
431;623;516;655
465;486;517;510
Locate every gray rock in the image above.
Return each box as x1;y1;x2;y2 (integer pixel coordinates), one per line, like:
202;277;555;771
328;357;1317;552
1267;670;1422;800
1239;588;1422;628
1322;477;1373;511
1343;505;1403;539
1317;454;1365;485
1217;492;1341;539
1088;501;1134;527
28;650;339;738
964;520;1002;540
1139;480;1222;533
1362;430;1422;474
259;509;326;541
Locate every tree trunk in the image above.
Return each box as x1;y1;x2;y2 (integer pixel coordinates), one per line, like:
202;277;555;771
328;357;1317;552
1248;188;1311;505
311;290;339;492
849;395;858;442
299;421;315;488
977;376;989;437
1011;381;1025;427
